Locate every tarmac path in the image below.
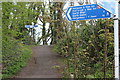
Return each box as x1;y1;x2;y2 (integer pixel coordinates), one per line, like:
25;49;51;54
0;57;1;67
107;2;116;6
15;45;64;78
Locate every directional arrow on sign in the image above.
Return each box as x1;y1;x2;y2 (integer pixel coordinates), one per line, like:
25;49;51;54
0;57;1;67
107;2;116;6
66;8;72;21
66;4;111;21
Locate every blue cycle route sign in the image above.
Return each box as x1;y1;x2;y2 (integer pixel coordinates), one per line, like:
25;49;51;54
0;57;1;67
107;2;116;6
97;0;116;14
25;25;31;28
25;25;38;28
66;4;111;21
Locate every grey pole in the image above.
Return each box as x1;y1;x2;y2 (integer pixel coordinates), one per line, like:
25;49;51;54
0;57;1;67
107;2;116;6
114;1;119;80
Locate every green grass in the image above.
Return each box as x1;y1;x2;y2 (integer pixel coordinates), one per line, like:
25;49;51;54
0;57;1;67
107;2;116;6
2;44;32;78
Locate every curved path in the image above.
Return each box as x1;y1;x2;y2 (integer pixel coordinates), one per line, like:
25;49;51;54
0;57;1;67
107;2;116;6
15;45;64;78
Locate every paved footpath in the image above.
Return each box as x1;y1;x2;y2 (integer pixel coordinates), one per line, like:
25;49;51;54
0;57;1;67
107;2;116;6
15;45;63;78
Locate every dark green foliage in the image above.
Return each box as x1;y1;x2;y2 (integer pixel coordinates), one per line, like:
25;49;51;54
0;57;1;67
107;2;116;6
53;19;114;78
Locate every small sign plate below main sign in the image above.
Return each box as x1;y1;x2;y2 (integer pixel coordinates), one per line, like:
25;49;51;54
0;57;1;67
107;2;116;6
66;4;111;21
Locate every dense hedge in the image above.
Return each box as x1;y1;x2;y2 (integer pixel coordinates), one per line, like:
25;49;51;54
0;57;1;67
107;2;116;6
2;2;35;78
53;19;114;78
2;35;32;78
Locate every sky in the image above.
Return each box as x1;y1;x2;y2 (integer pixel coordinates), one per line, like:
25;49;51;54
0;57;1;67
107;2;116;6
34;2;83;45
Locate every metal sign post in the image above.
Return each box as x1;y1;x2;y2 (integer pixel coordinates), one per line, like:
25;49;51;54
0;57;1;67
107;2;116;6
114;1;119;80
118;1;120;19
98;0;119;79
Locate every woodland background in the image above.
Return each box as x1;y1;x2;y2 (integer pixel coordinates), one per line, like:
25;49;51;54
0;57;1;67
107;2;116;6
1;1;120;78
